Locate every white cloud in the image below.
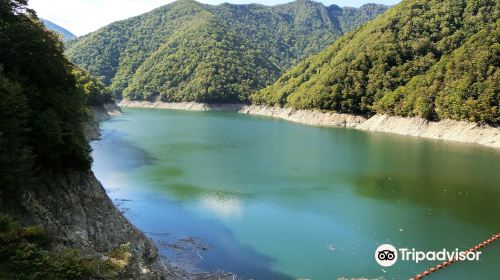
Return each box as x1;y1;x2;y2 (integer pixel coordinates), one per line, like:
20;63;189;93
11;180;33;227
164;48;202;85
200;194;242;220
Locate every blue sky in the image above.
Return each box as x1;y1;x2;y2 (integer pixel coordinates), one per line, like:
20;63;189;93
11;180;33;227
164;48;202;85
29;0;400;36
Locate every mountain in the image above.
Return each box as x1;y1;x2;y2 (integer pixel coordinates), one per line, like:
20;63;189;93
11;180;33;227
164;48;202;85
66;0;387;102
253;0;499;124
41;18;77;41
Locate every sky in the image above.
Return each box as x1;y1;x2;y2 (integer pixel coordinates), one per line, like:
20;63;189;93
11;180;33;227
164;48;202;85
29;0;401;36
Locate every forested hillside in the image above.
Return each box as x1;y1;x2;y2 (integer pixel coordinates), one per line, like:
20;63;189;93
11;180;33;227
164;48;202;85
253;0;499;123
1;0;96;276
0;2;159;278
41;18;76;41
1;5;91;182
66;0;387;102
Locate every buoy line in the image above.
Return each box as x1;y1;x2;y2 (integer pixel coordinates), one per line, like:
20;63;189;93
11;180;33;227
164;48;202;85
409;233;500;280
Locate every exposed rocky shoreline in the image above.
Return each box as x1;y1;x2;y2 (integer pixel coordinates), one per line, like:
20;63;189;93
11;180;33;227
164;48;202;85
22;170;163;279
84;102;123;141
119;100;246;112
119;100;500;149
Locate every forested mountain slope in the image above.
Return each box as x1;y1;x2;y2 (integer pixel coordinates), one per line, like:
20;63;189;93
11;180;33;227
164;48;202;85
66;0;387;102
41;18;76;41
253;0;499;123
0;1;161;278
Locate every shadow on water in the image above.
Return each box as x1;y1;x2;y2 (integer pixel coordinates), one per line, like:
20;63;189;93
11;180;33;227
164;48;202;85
113;191;294;280
91;129;157;172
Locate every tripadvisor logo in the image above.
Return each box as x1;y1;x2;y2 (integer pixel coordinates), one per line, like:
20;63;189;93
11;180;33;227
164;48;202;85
375;244;481;267
375;244;398;267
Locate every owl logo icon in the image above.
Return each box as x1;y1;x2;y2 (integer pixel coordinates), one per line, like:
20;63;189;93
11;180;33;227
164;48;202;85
375;244;398;267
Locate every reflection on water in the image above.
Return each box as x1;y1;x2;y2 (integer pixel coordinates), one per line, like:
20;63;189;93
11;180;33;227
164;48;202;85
352;172;500;232
92;108;500;280
201;194;243;220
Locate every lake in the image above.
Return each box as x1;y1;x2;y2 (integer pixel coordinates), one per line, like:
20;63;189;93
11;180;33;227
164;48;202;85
91;108;500;279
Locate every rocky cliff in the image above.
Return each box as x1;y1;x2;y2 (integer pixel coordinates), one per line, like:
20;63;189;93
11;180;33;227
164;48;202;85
14;170;163;279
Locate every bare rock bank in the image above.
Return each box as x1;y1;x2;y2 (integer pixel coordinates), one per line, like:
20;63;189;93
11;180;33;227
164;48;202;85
11;171;163;279
356;115;499;148
84;102;123;141
239;104;366;128
119;100;245;112
93;102;124;122
119;100;500;149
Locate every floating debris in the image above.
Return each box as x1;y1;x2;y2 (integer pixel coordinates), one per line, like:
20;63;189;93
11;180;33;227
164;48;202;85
115;198;132;202
148;231;170;237
425;208;434;217
327;244;336;251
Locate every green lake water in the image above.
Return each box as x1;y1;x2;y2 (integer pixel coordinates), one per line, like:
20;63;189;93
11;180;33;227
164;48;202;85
91;108;500;279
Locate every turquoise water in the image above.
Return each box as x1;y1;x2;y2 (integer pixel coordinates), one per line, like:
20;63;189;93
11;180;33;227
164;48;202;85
91;108;500;279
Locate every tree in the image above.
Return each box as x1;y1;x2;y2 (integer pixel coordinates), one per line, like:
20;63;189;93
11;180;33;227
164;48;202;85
0;0;91;181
